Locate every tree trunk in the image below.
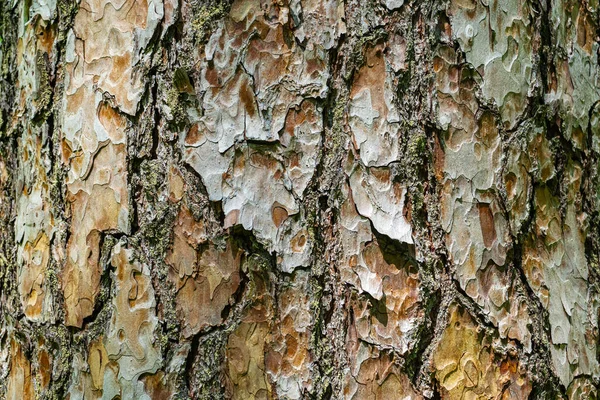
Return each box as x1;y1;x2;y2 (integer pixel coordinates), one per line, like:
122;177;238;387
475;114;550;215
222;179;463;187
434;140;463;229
1;0;599;398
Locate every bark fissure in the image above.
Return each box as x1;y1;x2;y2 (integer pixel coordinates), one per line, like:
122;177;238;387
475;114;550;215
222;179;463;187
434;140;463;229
3;0;600;398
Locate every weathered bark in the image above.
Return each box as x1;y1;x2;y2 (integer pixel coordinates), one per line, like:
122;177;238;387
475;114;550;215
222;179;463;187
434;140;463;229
1;0;600;398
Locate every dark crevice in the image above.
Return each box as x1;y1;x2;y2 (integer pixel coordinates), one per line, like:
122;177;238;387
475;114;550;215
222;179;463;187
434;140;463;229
184;332;202;385
448;276;501;334
220;249;249;323
45;111;56;170
405;285;441;384
150;80;160;159
79;233;116;331
511;238;563;390
228;225;276;264
430;382;442;400
181;162;215;212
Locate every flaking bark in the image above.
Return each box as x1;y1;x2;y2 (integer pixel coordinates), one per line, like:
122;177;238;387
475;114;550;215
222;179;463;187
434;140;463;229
1;0;600;398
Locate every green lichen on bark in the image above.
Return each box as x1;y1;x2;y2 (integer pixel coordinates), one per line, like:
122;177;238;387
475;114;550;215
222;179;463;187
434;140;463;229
2;0;600;398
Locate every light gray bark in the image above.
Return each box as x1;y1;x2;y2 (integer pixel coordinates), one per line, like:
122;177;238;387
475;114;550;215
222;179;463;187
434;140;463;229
1;0;600;398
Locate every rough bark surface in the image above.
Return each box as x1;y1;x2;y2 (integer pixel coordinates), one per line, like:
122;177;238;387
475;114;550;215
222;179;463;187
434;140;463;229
1;0;600;398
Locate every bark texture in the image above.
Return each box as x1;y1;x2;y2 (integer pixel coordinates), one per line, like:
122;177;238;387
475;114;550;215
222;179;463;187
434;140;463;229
1;0;600;398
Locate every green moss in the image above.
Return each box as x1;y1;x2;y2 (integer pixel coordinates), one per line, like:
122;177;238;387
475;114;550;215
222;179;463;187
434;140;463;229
140;159;164;197
57;0;79;32
404;130;426;169
45;264;58;291
33;52;53;123
331;99;346;138
191;4;227;42
141;209;176;269
173;68;194;94
190;331;228;399
166;87;187;124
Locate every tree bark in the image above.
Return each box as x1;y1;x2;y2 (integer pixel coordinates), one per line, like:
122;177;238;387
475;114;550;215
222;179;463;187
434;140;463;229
1;0;599;398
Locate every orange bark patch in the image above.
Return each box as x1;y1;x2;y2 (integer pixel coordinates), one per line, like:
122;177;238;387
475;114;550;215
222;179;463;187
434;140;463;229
477;203;496;248
239;78;257;118
351;43;387;117
167;209;242;337
38;347;51;389
88;337;108;391
6;339;34;400
433;134;445;182
272;205;288;228
142;372;174;399
185;124;205;146
97;102;127;143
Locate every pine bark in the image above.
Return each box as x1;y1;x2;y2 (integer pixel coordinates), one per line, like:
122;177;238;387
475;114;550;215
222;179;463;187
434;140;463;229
1;0;600;398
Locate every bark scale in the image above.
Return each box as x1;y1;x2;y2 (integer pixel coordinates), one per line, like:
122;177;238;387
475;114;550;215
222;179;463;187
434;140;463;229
0;0;599;398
